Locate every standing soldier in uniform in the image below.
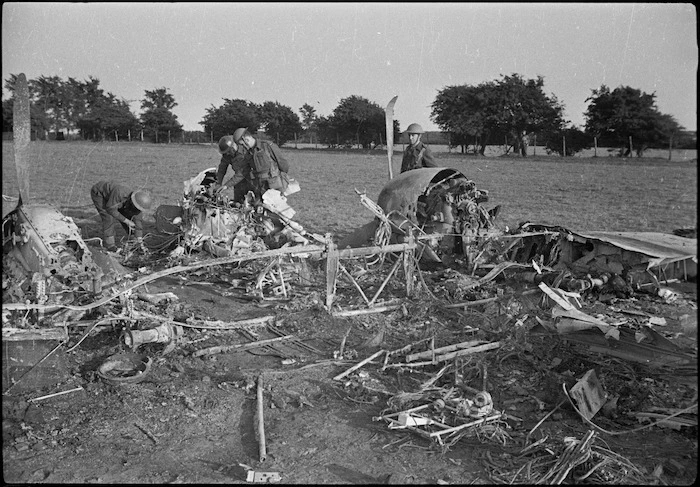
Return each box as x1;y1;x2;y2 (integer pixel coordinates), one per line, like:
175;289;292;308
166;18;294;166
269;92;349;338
90;181;152;251
232;128;291;197
212;135;255;203
400;123;438;173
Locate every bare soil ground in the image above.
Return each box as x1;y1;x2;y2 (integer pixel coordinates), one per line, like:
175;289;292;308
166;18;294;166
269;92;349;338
2;231;697;484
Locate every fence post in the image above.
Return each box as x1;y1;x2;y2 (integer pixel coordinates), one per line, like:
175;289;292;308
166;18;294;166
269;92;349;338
115;130;118;142
628;135;633;157
533;134;536;156
294;132;297;149
562;135;566;157
668;133;673;161
593;136;597;157
168;130;171;144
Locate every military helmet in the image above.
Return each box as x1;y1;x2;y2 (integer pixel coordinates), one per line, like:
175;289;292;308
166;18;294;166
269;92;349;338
405;123;424;134
131;190;153;212
218;135;236;154
232;127;249;143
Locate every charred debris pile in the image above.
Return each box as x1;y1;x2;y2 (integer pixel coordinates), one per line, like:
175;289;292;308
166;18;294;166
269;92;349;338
2;167;697;484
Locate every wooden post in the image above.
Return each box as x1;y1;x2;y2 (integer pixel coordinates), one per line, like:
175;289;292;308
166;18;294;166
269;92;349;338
256;375;267;462
668;132;673;161
140;130;144;142
629;135;633;157
294;132;297;149
593;136;597;157
115;130;118;142
533;134;536;156
168;130;171;143
128;129;131;142
562;135;566;157
325;237;338;311
13;73;31;203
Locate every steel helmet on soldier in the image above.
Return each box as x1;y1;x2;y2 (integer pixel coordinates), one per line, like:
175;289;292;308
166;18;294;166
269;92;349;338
218;135;237;154
131;190;153;212
232;127;249;143
406;123;424;134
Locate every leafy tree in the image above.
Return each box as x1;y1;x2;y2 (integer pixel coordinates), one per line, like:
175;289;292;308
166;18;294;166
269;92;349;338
141;87;177;111
299;103;320;144
432;83;495;154
259;101;302;146
29;75;65;136
584;85;683;157
200;98;261;140
299;103;318;131
2;97;14;132
140;87;182;142
432;74;565;157
322;95;387;149
540;126;591;156
77;97;140;141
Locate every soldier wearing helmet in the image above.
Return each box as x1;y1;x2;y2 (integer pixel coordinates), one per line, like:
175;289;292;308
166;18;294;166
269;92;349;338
233;128;292;195
400;123;437;173
212;135;255;202
90;181;153;251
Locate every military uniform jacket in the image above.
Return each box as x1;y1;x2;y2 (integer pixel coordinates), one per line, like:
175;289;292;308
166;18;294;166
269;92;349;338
91;181;143;237
216;149;252;187
248;139;291;192
400;142;438;173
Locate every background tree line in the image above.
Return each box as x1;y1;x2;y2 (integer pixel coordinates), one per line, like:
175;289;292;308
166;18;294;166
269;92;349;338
2;72;695;156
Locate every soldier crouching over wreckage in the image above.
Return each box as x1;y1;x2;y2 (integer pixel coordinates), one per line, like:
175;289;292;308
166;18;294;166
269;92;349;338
90;181;153;252
211;135;255;204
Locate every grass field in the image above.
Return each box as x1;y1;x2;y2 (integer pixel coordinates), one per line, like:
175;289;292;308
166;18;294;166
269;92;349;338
2;141;697;238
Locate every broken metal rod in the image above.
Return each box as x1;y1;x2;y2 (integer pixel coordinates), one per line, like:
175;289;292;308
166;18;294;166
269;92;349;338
29;386;84;403
331;303;403;317
406;340;486;362
338;262;371;305
387;336;433;357
433;342;501;363
257;375;267;462
3;340;66;395
192;335;295;358
266;324;323;355
333;349;386;381
428;413;503;438
369;257;403;306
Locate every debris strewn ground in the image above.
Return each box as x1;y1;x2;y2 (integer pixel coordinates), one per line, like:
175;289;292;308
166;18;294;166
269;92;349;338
3;169;697;484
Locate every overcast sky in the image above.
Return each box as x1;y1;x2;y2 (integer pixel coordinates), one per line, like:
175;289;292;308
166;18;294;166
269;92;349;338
2;2;697;133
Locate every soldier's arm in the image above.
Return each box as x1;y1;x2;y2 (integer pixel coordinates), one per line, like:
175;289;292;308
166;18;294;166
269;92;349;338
422;146;438;167
269;143;290;173
215;156;229;186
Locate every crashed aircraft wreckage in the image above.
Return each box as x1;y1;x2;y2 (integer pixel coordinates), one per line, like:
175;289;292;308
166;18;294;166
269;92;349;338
2;77;696;400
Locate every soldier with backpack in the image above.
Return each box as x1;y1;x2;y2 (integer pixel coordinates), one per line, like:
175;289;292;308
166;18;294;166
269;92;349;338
232;128;294;196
